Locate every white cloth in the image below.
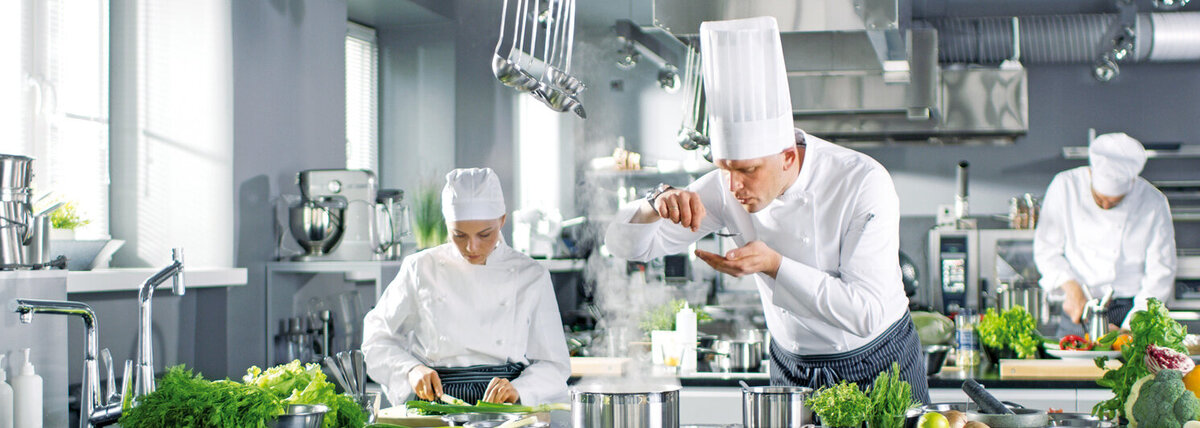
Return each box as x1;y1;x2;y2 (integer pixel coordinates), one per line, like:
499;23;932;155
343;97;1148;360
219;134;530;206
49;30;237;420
1034;166;1176;328
700;16;794;161
605;132;908;354
1088;133;1147;196
443;168;506;221
362;243;570;406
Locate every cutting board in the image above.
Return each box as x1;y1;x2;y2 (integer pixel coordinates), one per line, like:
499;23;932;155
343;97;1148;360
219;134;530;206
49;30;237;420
376;406;447;427
998;358;1122;379
375;406;550;427
570;357;630;377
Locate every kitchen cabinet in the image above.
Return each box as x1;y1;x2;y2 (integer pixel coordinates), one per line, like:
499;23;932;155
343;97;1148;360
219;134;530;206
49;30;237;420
0;270;70;428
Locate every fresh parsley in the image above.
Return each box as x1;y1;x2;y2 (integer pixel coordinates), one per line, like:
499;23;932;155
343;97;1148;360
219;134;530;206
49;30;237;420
806;380;870;428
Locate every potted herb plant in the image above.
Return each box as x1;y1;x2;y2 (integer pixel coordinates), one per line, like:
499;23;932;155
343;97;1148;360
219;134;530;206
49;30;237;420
49;201;89;240
411;183;446;250
806;380;870;428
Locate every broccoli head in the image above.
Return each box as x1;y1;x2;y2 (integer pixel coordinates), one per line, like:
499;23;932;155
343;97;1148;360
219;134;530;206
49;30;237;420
1126;369;1200;428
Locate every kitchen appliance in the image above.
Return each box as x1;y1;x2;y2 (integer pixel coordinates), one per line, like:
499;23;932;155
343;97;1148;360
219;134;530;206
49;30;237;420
291;170;382;261
571;383;680;428
927;228;1041;318
376;189;409;260
740;385;812;428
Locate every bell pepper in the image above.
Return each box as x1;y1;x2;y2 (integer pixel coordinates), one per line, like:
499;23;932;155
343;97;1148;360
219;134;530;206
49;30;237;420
1060;334;1094;351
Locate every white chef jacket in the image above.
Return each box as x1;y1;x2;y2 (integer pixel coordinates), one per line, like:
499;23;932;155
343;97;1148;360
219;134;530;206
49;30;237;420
605;133;909;355
1034;166;1177;328
362;242;571;406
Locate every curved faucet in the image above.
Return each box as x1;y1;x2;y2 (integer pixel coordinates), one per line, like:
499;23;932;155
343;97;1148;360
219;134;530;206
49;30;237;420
10;298;128;427
134;248;185;397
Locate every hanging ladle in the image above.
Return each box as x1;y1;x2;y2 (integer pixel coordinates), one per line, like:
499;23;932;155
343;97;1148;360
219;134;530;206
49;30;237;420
534;0;585;118
492;0;540;92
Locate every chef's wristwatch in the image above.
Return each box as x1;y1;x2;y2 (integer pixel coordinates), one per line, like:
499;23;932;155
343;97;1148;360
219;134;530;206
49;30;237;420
645;183;674;207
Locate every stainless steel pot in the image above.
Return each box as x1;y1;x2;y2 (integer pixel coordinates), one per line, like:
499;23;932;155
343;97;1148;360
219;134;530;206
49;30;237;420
996;282;1046;325
728;340;762;372
0;154;34;190
571;385;680;428
741;385;812;428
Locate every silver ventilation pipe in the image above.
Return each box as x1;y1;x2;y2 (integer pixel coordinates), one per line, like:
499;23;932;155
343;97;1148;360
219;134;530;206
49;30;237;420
918;12;1200;64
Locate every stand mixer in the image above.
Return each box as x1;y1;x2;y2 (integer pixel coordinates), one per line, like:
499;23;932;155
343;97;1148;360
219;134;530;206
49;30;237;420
290;169;382;261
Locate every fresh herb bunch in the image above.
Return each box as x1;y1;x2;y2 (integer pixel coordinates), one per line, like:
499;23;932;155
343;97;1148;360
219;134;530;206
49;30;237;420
49;201;90;230
244;360;366;428
977;306;1042;359
119;366;283;428
411;181;446;249
1092;298;1188;420
638;299;713;333
868;362;920;428
806;380;871;428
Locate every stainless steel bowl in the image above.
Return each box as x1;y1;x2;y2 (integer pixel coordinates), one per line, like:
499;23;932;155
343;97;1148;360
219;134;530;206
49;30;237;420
441;412;522;426
1048;412;1118;427
289;199;344;256
923;345;951;375
270;404;329;428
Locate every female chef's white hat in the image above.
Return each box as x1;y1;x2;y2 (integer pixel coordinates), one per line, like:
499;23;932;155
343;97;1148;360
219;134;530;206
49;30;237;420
1089;132;1147;197
442;168;506;222
700;16;794;161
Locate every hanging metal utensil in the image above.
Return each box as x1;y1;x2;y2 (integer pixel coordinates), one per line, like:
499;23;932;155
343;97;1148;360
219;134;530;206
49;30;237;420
533;0;585;117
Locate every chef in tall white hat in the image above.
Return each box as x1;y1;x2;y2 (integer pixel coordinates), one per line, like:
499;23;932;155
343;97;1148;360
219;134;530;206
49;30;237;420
605;16;927;402
1036;133;1176;332
363;167;570;407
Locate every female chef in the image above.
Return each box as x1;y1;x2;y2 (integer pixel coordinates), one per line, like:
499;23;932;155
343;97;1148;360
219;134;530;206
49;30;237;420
363;167;570;406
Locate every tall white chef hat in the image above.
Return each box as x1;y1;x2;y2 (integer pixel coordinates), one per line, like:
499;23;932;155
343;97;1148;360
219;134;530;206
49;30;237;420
1089;132;1147;197
442;168;506;222
700;16;794;161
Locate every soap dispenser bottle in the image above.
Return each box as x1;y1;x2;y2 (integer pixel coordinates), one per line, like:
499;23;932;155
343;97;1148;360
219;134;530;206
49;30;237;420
0;354;13;428
12;349;41;428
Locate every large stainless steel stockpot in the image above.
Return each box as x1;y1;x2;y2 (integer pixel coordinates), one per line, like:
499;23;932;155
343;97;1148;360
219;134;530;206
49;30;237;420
741;385;812;428
571;384;680;428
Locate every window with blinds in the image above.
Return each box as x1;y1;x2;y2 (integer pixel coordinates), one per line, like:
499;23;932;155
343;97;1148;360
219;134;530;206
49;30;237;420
345;22;379;173
1;0;110;239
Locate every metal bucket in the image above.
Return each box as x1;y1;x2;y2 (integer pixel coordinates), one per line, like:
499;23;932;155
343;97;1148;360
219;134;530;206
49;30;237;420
741;386;812;428
571;387;680;428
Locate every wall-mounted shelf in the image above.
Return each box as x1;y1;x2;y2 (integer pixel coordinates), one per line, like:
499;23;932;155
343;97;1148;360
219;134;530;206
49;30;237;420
67;267;247;293
1062;144;1200;159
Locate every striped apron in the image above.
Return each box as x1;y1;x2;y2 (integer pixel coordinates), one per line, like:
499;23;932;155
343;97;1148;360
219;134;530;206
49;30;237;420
769;311;930;404
433;362;526;404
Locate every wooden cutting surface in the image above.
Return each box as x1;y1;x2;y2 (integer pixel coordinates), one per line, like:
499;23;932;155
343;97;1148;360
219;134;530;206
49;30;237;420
998;358;1122;379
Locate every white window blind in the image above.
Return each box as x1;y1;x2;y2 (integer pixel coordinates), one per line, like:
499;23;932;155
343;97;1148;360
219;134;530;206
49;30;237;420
345;22;378;173
1;0;110;239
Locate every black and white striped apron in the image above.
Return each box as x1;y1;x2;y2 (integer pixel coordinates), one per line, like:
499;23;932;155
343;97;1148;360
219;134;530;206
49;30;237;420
769;311;930;404
433;362;526;404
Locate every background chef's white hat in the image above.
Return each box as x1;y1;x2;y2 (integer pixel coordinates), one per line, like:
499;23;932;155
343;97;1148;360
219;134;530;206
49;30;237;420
1089;132;1147;196
442;167;506;221
700;16;794;160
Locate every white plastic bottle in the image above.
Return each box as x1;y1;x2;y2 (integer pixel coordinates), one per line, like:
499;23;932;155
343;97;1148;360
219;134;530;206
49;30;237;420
0;354;13;428
12;349;41;428
675;304;697;373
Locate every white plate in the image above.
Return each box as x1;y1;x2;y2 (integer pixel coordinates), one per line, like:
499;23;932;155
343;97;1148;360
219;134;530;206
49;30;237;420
1044;343;1121;359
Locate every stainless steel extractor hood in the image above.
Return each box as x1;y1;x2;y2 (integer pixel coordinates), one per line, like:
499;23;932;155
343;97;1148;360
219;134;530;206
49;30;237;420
635;0;1030;145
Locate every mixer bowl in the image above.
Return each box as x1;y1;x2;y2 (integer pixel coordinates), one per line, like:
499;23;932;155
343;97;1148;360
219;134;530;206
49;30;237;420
289;201;344;256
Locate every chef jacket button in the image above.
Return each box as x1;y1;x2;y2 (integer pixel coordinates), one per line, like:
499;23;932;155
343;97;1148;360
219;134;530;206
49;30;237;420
799;197;808;206
496;339;504;345
800;235;810;245
500;301;508;306
439;335;449;342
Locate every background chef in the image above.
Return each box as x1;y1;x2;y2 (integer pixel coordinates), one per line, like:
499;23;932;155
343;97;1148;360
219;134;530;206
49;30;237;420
605;17;928;402
362;168;570;407
1035;132;1177;332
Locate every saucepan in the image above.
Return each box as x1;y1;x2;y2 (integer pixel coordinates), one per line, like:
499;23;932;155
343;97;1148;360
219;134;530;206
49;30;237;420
571;382;680;428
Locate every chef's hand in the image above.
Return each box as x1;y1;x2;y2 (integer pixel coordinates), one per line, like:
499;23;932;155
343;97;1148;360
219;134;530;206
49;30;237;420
408;365;443;401
482;377;519;404
631;187;707;232
694;241;782;279
1061;280;1087;324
